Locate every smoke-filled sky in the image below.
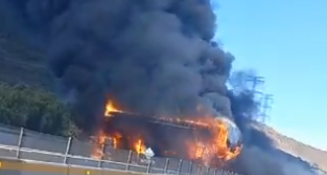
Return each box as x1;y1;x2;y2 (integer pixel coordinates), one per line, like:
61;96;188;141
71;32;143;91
215;0;327;151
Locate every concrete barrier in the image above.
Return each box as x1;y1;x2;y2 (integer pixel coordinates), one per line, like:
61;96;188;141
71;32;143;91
0;157;21;175
0;157;146;175
0;157;241;175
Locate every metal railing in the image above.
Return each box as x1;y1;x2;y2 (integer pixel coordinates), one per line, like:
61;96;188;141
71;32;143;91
0;124;241;175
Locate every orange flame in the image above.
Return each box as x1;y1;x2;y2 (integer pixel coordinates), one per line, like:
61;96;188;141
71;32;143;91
212;119;242;161
134;139;147;154
111;132;122;149
91;99;242;166
92;99;128;159
194;142;205;159
91;130;108;159
91;131;123;159
186;117;242;166
105;100;123;117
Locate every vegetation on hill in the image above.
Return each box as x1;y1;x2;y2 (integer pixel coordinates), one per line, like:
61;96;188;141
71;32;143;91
0;83;78;136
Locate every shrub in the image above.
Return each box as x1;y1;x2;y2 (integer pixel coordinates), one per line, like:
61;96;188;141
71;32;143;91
0;83;78;136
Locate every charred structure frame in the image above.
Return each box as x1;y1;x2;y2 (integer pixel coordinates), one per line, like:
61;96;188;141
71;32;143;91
101;112;236;161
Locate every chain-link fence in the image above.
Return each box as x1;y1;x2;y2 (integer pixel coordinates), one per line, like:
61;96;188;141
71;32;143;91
0;124;241;175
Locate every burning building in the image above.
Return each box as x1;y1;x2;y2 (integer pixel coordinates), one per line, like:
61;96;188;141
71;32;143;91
91;100;242;167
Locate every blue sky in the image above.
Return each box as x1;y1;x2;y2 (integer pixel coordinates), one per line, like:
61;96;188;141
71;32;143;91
214;0;327;150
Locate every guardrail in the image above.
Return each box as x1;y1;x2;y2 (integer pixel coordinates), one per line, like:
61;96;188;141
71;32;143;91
0;124;241;175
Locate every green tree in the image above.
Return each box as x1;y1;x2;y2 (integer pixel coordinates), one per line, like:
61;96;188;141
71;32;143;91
0;83;79;136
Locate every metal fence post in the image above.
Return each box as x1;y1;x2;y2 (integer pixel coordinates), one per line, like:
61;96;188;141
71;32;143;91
188;161;193;175
164;158;170;174
205;166;209;175
97;159;102;168
97;139;106;168
125;150;132;171
177;159;183;175
197;165;202;175
146;158;152;173
16;127;24;158
63;137;72;163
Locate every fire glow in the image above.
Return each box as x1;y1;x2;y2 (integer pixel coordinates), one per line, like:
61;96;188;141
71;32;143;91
91;99;242;167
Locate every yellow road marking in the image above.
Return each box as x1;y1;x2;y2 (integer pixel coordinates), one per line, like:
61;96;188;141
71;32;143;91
0;159;131;175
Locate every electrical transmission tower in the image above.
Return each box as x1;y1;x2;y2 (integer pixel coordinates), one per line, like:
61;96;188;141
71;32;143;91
259;94;273;121
245;75;274;121
248;75;265;93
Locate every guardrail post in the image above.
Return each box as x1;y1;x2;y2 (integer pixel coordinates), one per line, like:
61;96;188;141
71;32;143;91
97;139;106;168
164;158;169;174
146;158;152;173
177;159;183;175
205;166;209;175
16;127;24;158
63;137;72;163
197;165;202;175
125;150;132;171
97;155;103;168
188;161;193;175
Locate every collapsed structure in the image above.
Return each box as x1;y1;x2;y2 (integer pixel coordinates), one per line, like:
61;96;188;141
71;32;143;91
91;100;242;167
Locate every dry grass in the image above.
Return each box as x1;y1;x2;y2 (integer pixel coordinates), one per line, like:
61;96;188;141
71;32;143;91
257;123;327;171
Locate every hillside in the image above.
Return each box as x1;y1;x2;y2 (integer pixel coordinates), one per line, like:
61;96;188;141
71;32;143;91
0;31;326;173
253;122;327;171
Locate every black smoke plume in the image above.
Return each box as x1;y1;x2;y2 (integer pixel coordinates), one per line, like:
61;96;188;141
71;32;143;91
0;0;319;174
29;0;234;133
